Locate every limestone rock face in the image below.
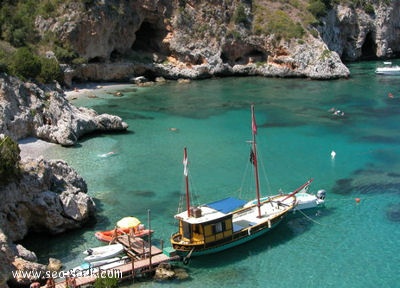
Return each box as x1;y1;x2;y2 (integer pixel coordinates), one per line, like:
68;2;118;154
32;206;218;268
10;257;47;286
319;2;400;60
0;231;14;288
34;0;355;81
0;157;94;241
0;74;128;146
0;157;94;287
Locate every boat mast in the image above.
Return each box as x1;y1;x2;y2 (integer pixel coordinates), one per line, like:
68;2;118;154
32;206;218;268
183;147;191;217
251;105;262;218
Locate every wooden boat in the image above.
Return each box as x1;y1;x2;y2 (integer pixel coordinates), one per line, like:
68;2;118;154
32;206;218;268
95;226;153;243
170;105;303;258
83;243;124;262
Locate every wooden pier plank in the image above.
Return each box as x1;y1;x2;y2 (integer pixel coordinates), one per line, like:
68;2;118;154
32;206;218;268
44;238;179;288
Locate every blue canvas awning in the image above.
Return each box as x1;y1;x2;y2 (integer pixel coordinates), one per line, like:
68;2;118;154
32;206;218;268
206;197;247;214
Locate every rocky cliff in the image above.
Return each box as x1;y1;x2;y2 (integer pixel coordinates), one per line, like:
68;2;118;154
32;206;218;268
0;74;128;146
33;0;349;84
0;73;128;287
320;2;400;61
32;1;400;84
0;156;95;287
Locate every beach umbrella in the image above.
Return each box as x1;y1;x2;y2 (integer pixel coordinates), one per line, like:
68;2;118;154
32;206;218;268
117;216;141;228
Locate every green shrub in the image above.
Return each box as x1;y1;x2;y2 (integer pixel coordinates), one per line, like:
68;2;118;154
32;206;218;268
307;0;327;18
233;3;247;25
71;57;87;65
54;46;78;63
255;10;305;39
0;1;39;47
363;3;374;14
0;135;21;186
93;276;119;288
9;47;41;80
38;57;64;84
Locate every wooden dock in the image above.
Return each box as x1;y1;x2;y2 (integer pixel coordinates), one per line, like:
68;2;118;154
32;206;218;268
48;236;179;288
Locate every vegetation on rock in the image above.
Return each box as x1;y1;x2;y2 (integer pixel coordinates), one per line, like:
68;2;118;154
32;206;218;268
94;276;119;288
0;135;21;186
0;0;393;82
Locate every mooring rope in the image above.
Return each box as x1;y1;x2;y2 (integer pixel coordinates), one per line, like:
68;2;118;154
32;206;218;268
296;209;325;225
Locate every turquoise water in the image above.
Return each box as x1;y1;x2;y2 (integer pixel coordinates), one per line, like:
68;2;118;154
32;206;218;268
22;61;400;287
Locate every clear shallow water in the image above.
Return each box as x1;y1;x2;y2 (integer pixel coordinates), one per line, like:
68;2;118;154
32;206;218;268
21;61;400;287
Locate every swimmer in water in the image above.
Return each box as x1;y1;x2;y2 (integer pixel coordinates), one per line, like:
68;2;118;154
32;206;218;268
98;151;117;158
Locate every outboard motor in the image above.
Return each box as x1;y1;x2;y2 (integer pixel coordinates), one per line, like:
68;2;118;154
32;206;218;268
317;189;326;200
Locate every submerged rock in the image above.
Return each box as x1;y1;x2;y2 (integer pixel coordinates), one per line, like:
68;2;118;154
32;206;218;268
386;203;400;222
154;263;189;281
47;258;63;272
154;264;175;281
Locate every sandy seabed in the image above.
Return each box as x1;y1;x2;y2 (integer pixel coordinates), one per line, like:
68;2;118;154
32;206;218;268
64;82;133;100
18;137;57;159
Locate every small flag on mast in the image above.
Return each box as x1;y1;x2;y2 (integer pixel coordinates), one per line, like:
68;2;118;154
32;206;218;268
183;148;188;176
251;105;257;135
250;149;257;165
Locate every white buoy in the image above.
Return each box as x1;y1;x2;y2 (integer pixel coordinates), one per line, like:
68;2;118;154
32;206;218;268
331;150;336;159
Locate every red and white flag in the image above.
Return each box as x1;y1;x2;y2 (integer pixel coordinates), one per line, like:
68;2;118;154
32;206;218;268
183;148;188;176
251;105;257;135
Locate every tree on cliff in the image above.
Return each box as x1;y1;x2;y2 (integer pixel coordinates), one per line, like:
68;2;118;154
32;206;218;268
6;47;64;84
0;135;21;186
9;47;41;81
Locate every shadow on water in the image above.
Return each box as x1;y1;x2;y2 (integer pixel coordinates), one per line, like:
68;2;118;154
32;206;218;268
76;129;134;144
18;222;97;264
332;167;400;196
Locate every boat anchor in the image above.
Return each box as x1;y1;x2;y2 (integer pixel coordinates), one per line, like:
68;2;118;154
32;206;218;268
182;248;195;265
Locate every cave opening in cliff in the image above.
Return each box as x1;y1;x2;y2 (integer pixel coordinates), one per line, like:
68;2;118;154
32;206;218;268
110;50;122;61
361;31;377;60
88;56;105;63
221;49;266;65
245;50;267;63
132;21;168;55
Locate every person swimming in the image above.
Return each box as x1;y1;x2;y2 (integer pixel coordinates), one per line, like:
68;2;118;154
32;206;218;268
98;151;117;158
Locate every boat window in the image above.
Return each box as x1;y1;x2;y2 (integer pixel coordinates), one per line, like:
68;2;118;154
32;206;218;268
192;224;200;234
182;221;192;239
212;222;224;233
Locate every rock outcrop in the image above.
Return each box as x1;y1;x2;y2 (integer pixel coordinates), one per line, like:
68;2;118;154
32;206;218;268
34;0;359;84
0;72;128;286
319;2;400;61
0;74;128;146
32;1;400;83
0;156;95;287
2;157;94;240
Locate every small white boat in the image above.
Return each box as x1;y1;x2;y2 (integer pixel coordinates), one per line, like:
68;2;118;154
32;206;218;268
98;256;130;270
294;189;325;211
83;243;124;262
68;256;129;277
375;66;400;75
245;179;325;212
